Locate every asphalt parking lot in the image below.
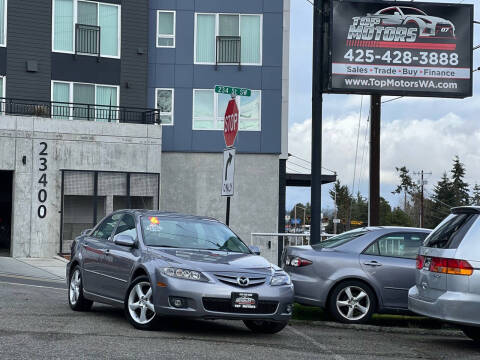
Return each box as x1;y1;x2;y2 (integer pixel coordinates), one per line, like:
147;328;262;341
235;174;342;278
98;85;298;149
0;277;479;360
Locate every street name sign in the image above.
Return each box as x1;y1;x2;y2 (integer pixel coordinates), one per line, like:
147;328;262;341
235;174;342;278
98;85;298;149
224;99;239;148
222;148;236;197
215;85;251;97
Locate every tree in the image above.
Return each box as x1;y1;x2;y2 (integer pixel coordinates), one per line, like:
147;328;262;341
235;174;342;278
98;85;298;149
428;172;454;228
389;207;413;227
471;184;480;206
392;166;417;210
450;156;469;206
329;180;352;233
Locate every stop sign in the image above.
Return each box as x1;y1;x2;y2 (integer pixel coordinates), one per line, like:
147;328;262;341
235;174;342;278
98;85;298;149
224;99;239;148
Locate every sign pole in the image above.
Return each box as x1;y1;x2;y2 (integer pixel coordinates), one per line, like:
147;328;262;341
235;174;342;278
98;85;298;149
369;94;381;226
311;0;324;245
226;196;231;226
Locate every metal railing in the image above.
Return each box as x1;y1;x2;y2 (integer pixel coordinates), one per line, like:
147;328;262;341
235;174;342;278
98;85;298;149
76;24;100;57
216;36;241;68
250;232;335;266
0;98;160;125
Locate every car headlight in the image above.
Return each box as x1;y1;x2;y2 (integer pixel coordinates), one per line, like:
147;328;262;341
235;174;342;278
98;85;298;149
161;267;208;282
270;272;291;286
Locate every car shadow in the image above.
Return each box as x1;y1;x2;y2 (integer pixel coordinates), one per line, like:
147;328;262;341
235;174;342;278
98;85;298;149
89;304;260;337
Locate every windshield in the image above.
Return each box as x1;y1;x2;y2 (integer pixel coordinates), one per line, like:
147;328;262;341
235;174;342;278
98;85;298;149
312;228;369;249
140;216;250;253
400;8;427;16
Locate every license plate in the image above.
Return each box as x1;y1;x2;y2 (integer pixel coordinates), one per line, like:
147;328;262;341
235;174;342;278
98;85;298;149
231;292;258;310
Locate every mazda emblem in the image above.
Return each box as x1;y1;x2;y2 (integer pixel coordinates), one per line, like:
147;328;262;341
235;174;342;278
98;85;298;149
237;276;250;287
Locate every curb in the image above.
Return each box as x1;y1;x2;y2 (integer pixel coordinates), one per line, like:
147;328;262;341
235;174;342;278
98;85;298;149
289;319;464;337
54;255;69;263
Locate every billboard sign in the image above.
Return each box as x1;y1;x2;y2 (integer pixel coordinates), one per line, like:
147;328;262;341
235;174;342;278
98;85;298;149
326;1;473;98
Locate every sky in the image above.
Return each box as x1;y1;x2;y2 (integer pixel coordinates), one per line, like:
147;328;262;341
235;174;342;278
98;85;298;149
286;0;480;214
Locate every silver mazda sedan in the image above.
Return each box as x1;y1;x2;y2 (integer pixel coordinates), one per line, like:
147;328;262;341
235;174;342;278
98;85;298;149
283;227;430;323
67;210;294;333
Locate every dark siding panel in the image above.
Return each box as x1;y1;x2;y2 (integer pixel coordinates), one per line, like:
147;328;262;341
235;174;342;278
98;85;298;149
6;0;51;101
52;54;120;85
120;0;148;108
0;47;6;75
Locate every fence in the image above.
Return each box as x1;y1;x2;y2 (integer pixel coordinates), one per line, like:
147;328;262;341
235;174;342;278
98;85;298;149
0;98;160;125
76;24;100;57
250;232;335;266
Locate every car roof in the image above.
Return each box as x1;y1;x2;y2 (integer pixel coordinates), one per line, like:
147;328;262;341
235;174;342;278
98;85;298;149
111;209;220;222
452;206;480;214
354;226;431;232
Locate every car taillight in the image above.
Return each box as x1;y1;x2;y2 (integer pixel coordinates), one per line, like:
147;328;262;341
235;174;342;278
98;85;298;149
416;255;425;270
428;257;473;276
287;256;312;267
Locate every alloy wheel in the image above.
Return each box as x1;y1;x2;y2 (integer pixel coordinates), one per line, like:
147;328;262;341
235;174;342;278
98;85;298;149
128;282;156;325
336;286;370;321
69;269;81;306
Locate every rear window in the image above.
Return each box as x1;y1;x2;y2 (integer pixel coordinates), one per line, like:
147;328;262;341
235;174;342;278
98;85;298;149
424;213;477;249
312;228;369;249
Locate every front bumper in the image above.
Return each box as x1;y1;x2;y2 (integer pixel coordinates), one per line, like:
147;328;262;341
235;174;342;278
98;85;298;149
408;286;480;326
153;274;294;322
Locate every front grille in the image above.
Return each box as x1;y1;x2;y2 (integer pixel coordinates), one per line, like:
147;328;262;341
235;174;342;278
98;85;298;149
214;273;267;288
203;297;278;314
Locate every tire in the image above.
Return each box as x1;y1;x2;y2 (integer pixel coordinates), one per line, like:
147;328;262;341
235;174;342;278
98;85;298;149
243;320;289;334
328;280;376;324
68;266;93;311
461;326;480;342
125;276;159;330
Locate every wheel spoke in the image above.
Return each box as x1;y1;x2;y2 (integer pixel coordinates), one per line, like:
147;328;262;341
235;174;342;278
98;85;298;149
140;307;147;322
129;301;141;310
145;287;152;300
345;287;354;300
356;304;368;314
355;291;367;301
145;301;155;312
337;300;350;307
346;307;354;319
135;284;145;299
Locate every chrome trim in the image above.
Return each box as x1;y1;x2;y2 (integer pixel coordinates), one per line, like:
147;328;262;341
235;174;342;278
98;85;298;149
83;268;128;283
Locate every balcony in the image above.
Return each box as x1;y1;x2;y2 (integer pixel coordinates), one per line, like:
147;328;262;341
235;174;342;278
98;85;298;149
216;36;241;69
76;24;100;57
0;98;160;125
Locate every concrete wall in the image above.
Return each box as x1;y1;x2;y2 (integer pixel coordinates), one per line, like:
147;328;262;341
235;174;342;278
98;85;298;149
0;115;162;257
160;152;279;245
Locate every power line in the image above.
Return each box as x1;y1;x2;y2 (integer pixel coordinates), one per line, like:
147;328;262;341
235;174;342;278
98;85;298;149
382;96;404;104
287;161;312;172
288;153;337;174
358;110;370;193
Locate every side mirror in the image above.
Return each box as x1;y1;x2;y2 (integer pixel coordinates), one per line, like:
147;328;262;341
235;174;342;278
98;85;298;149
249;246;261;255
394;12;400;16
81;229;92;236
114;234;136;247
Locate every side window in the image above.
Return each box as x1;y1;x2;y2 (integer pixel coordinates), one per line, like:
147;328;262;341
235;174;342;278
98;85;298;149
115;214;138;239
364;241;379;256
375;233;426;259
92;213;122;241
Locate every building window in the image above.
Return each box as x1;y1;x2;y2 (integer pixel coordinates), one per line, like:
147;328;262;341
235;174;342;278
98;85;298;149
52;0;120;58
51;81;119;121
156;88;174;125
195;13;262;65
157;11;175;48
193;89;261;131
0;0;6;47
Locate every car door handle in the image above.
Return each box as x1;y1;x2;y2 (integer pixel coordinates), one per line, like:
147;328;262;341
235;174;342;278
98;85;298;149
105;249;110;256
82;243;89;248
364;261;382;267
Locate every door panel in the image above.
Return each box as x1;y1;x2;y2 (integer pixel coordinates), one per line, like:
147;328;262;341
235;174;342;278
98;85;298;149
360;232;427;309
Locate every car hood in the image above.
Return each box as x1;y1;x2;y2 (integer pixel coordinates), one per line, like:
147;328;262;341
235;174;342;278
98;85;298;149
148;248;277;274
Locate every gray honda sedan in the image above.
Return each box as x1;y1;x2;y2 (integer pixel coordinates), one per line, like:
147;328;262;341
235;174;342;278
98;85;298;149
283;227;430;323
67;210;294;333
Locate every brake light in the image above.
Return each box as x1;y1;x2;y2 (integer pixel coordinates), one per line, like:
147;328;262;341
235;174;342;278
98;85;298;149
416;255;425;270
428;257;473;276
287;256;312;267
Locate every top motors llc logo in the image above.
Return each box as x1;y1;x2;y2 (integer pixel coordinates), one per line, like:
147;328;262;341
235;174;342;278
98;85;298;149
347;5;456;45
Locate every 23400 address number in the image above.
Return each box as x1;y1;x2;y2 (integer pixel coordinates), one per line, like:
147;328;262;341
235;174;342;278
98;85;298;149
344;49;459;66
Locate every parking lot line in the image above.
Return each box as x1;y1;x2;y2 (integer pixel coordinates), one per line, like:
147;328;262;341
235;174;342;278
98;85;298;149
288;325;346;360
0;280;65;291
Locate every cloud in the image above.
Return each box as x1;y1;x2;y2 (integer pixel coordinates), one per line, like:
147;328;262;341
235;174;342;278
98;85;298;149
288;111;480;197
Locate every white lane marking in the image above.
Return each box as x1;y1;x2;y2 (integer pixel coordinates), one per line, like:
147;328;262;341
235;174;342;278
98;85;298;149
0;272;65;283
0;280;66;291
288;325;346;360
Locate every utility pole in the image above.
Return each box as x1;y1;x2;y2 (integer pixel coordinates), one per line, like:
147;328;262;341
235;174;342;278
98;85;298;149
414;170;432;228
369;95;381;226
310;0;324;244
